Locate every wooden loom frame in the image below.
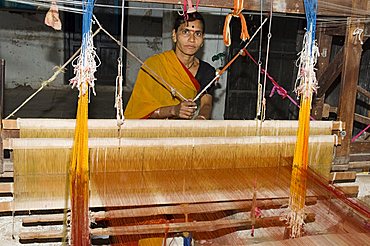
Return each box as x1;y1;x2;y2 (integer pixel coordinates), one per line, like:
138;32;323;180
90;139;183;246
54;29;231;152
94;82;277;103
0;0;368;172
0;0;370;243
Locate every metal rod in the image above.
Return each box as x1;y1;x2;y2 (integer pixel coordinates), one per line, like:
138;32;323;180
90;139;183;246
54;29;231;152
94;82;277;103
0;59;5;174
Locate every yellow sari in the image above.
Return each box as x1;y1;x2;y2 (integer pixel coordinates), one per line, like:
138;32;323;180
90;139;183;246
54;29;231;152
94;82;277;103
124;50;199;119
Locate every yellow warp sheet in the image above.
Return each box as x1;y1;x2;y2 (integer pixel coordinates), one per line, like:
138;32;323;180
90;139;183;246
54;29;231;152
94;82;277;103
124;50;198;119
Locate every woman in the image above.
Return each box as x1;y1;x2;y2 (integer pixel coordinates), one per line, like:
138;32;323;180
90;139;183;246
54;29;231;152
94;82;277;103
124;12;216;120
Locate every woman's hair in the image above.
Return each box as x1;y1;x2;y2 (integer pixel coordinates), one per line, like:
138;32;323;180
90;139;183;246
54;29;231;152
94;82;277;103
173;12;205;33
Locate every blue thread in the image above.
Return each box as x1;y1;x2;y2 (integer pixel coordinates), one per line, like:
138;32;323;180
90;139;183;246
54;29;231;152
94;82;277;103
81;0;95;65
303;0;317;56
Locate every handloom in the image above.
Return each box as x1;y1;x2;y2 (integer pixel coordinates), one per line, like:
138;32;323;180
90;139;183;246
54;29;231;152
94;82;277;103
5;118;367;245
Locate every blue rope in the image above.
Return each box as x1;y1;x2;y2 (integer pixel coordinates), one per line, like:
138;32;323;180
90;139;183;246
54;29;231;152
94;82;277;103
81;0;95;65
303;0;317;41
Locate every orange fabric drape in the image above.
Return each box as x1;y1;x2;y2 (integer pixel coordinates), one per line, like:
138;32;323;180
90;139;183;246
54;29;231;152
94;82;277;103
223;0;250;46
124;50;199;119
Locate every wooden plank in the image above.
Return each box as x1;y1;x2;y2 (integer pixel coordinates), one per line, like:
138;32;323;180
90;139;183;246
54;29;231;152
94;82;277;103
335;14;367;164
128;0;356;17
333;184;359;197
329;171;357;182
19;230;64;241
2;120;17;130
1;159;13;172
317;46;344;98
323;25;346;36
2;129;19;139
92;197;317;221
21;197;318;225
0;183;13;193
332;121;346;131
350;153;370;162
357;85;370;99
354;113;370;126
90;214;316;236
18;214;315;241
349;161;370;169
317;27;334;79
350;141;370;154
0;171;13;178
331;164;350;171
0;201;12;212
313;26;333;120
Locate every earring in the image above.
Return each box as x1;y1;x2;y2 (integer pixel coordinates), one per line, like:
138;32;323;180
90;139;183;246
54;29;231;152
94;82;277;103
201;43;204;47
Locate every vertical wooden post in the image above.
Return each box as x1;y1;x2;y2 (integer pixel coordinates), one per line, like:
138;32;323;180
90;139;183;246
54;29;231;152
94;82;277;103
335;16;365;164
0;59;4;174
313;26;332;120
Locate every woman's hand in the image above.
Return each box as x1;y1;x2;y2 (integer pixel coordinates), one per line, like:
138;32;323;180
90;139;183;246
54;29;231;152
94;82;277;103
195;115;207;120
173;101;197;119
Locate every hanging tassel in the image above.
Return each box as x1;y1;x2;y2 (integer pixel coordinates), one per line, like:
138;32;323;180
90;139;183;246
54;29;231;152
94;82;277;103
223;0;250;46
287;0;318;238
44;1;62;30
182;0;201;19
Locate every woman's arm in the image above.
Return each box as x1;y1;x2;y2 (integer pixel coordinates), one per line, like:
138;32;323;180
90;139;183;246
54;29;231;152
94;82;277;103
149;101;197;119
196;94;213;120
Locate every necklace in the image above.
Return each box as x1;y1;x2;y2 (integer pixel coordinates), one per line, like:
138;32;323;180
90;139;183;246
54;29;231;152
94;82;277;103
186;60;195;69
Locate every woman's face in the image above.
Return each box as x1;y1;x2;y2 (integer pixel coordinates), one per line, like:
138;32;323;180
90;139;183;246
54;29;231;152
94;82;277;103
173;19;204;57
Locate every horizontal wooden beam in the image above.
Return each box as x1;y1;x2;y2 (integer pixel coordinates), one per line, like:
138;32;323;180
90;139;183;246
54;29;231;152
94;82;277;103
19;214;316;241
354;113;370;125
348;161;370;169
350;141;370;154
0;183;13;193
350;153;370;162
317;47;344;98
0;201;12;213
357;85;370;99
332;184;359;197
92;197;317;221
128;0;357;17
91;214;316;236
321;25;346;36
22;197;317;225
329;171;356;182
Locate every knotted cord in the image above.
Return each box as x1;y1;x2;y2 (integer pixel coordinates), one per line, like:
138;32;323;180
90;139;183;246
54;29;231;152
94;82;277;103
287;0;318;238
93;15;188;102
260;2;273;121
183;0;200;18
255;0;263;119
223;0;250;47
69;0;96;244
115;0;125;127
115;58;124;126
69;7;100;98
194;17;268;101
242;49;316;121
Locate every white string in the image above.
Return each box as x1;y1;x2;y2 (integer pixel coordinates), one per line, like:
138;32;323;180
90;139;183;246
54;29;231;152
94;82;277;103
5;28;102;119
193;18;269;102
255;0;263;119
260;3;273;122
92;15;187;101
115;0;125;127
294;29;319;98
6;0;370;22
353;27;364;45
115;58;124;126
69;30;101;97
